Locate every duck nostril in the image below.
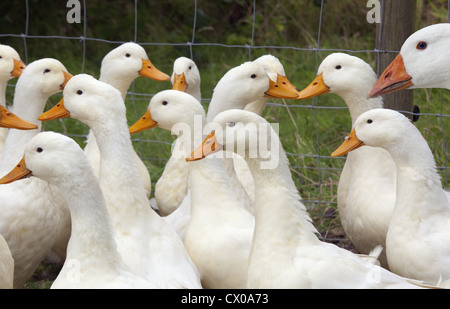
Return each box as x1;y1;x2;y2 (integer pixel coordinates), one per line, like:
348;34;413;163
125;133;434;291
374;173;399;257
313;82;318;86
384;72;392;80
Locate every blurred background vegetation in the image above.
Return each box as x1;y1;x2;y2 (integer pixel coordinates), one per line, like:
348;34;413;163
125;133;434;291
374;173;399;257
0;0;449;288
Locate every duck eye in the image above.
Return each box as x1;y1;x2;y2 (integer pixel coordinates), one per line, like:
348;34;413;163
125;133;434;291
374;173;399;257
76;90;83;95
228;122;235;127
36;147;43;153
367;119;373;124
125;53;131;57
44;69;50;73
188;66;192;70
162;100;168;105
251;74;257;79
335;65;342;70
416;41;427;50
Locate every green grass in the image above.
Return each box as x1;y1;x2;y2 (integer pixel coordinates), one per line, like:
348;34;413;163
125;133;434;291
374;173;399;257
1;0;449;288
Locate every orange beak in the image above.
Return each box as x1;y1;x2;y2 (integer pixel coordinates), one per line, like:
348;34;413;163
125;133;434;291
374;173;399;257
264;74;300;99
368;53;413;98
186;131;223;161
297;73;330;99
0;106;37;130
129;110;158;134
11;59;26;78
60;72;73;90
38;98;71;121
139;58;170;81
172;73;188;92
331;129;365;157
0;156;33;184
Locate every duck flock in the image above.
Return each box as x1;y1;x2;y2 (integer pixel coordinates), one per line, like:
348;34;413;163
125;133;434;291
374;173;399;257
0;23;449;289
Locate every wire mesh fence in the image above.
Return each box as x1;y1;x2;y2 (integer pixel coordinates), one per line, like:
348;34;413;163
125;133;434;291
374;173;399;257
1;0;449;244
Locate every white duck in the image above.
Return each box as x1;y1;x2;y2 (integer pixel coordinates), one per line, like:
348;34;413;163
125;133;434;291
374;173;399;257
1;131;157;288
39;74;202;289
83;42;171;198
171;56;201;101
369;23;450;97
149;56;202;216
0;44;26;161
131;88;253;288
0;104;38;289
129;90;205;240
0;58;72;288
332;108;450;286
297;53;396;268
198;108;436;289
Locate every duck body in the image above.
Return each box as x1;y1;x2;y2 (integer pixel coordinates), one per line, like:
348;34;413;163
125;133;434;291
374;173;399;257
333;108;450;285
202;109;429;289
0;58;72;288
298;53;397;268
130;89;253;288
41;75;201;288
2;132;156;288
186;156;255;288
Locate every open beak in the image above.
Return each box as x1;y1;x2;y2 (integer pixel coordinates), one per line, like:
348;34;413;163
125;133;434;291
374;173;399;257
38;98;71;121
129;110;158;134
0;106;37;130
186;131;223;161
0;156;33;184
368;53;413;98
139;58;170;81
264;74;300;99
297;73;330;99
11;59;26;78
331;129;365;157
172;73;188;92
60;72;73;90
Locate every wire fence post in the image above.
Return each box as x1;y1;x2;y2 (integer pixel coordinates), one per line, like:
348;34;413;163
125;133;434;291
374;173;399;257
376;0;416;118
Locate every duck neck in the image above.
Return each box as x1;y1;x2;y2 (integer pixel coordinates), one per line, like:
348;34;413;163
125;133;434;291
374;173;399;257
62;173;122;272
189;155;246;215
0;80;8;107
99;74;132;101
0;82;46;175
245;145;319;250
390;134;448;215
340;92;383;127
90;116;152;226
243;97;267;116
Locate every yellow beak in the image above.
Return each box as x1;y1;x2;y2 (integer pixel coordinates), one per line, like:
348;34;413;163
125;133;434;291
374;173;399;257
11;59;26;78
331;129;365;157
60;72;73;90
264;74;300;99
139;58;170;81
172;73;188;92
0;156;33;184
186;131;223;161
129;110;158;134
0;106;37;130
297;73;330;99
38;98;71;121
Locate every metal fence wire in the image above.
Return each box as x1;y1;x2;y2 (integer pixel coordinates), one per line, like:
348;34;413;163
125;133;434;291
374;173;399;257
1;0;449;243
